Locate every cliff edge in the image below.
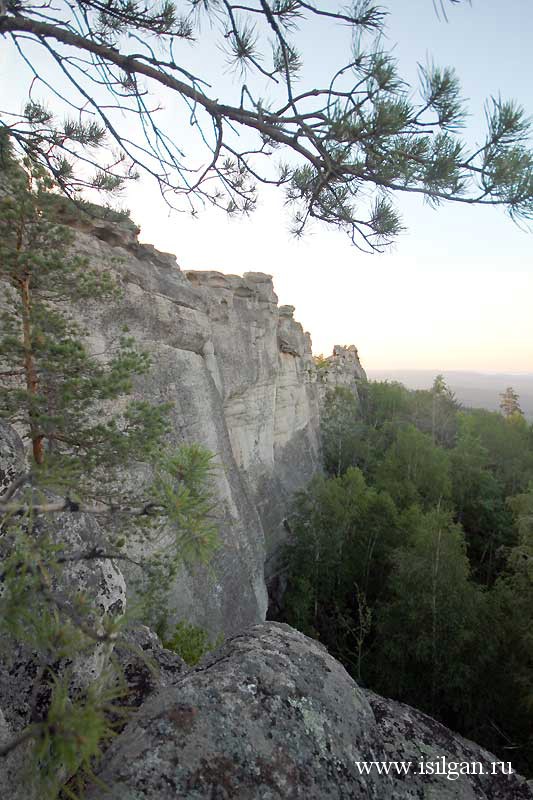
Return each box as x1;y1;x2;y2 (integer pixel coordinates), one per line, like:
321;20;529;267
65;216;365;636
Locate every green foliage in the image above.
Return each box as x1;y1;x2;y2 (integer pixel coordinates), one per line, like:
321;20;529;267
321;387;363;476
359;379;414;428
0;153;218;795
419;63;465;131
484;487;533;762
313;353;329;370
163;620;222;666
375;424;451;510
1;3;531;250
138;446;219;629
282;467;401;663
41;192;137;230
450;420;513;583
0;159;163;498
460;408;533;494
31;675;118;800
374;509;487;721
152;446;219;564
278;376;533;776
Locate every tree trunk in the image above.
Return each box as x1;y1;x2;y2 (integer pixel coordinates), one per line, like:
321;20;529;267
20;274;44;464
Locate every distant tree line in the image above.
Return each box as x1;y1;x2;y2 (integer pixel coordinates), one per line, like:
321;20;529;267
277;377;533;777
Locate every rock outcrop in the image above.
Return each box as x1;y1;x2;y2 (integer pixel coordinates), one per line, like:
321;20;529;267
0;421;24;500
0;423;128;800
0;211;367;638
317;345;367;396
66;220;365;637
2;219;532;800
113;625;187;709
87;622;532;800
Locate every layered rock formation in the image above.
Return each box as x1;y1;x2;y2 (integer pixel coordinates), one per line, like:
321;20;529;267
67;218;365;637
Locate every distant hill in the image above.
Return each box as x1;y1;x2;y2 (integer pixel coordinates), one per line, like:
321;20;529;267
365;369;533;420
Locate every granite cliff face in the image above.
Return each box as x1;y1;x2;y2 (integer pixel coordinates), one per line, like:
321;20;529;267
67;217;366;637
3;218;533;800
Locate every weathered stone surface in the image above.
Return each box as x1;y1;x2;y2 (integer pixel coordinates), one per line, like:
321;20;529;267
0;426;41;748
0;423;128;797
187;270;322;575
0;421;24;498
0;423;127;699
317;345;367;398
113;626;186;709
1;216;367;640
87;623;388;800
0;708;34;800
87;623;532;800
0;517;126;726
66;222;365;638
50;510;127;689
364;690;532;799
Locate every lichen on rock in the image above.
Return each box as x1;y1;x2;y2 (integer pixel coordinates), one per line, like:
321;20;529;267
86;623;532;800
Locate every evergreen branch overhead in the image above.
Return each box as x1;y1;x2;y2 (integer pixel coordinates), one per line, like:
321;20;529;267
0;0;531;250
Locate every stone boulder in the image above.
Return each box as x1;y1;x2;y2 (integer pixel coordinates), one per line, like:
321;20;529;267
112;625;187;709
87;623;532;799
0;423;127;796
365;690;532;800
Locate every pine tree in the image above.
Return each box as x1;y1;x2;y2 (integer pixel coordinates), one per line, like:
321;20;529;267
1;2;531;250
0;145;217;795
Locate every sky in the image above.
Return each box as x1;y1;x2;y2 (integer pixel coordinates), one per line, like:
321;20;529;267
1;0;532;372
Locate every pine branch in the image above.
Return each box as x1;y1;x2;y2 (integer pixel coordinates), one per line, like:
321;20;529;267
0;472;30;502
0;496;163;516
0;724;40;759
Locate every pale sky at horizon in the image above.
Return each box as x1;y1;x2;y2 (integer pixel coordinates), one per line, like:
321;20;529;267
2;0;532;371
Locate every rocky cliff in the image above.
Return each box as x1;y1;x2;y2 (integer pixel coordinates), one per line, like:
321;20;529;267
3;216;532;800
67;217;366;637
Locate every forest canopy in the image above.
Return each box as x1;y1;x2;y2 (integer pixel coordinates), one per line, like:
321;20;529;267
278;379;533;777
